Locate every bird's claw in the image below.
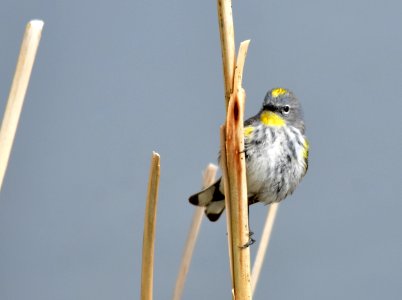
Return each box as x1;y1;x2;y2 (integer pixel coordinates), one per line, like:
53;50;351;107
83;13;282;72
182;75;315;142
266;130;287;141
240;231;256;249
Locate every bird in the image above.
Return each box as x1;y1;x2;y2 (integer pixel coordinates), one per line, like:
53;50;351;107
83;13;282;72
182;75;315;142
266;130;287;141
189;88;309;222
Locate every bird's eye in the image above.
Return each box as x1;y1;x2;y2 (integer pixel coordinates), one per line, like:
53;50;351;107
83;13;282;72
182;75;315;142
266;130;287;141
282;105;290;114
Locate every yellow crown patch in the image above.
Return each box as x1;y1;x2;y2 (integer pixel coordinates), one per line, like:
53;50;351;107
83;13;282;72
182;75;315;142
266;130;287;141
271;88;288;98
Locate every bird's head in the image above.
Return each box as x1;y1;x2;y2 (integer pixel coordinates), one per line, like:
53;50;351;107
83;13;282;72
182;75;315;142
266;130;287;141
260;88;305;133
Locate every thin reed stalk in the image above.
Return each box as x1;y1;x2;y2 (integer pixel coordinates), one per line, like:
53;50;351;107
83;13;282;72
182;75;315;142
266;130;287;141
251;203;279;295
217;0;235;109
172;164;218;300
0;20;44;192
217;1;236;288
141;152;161;300
220;125;233;287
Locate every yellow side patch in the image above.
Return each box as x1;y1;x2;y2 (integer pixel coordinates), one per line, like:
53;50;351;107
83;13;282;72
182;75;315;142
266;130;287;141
244;126;254;137
271;88;288;98
260;111;285;127
303;139;309;160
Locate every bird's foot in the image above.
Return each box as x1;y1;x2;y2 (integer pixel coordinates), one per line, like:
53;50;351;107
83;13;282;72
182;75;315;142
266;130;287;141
240;231;256;249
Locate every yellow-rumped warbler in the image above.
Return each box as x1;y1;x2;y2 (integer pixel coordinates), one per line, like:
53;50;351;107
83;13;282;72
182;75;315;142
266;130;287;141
189;88;309;221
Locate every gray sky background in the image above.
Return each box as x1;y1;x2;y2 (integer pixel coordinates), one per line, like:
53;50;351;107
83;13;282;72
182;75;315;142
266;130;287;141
1;0;402;299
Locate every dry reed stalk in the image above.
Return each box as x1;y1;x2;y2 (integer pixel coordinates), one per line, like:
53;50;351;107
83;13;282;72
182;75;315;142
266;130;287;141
251;203;279;295
217;0;236;109
220;125;233;287
217;0;236;289
141;152;161;300
172;163;218;300
225;83;251;300
231;41;250;96
0;20;44;192
217;0;252;297
223;40;252;299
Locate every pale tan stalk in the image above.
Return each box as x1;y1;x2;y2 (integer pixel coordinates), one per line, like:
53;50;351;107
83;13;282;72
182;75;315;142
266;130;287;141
223;40;252;300
225;88;250;299
217;1;253;298
220;125;233;288
141;152;161;300
217;0;236;109
172;164;218;300
217;0;236;290
251;203;279;295
0;20;44;191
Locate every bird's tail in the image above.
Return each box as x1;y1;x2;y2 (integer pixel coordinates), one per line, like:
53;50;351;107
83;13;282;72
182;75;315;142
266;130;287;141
188;178;225;222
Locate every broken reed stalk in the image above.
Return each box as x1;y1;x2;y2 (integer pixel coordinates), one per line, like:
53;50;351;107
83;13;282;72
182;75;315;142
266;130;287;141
141;152;161;300
217;0;252;298
224;42;251;298
251;203;279;295
172;163;218;300
224;88;252;300
226;41;252;300
0;20;44;192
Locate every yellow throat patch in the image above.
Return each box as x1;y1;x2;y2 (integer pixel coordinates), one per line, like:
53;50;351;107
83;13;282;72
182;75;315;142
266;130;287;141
260;111;285;127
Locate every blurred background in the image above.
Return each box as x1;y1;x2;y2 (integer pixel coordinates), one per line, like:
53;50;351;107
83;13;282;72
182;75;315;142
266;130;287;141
1;0;402;299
